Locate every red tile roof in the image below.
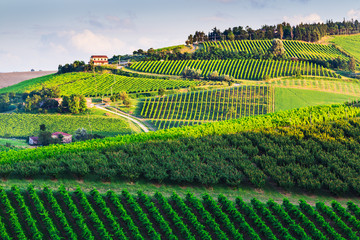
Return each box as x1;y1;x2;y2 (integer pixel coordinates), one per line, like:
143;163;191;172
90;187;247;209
52;132;72;137
91;55;108;58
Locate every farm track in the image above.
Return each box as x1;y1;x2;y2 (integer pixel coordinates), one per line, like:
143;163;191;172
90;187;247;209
95;104;152;132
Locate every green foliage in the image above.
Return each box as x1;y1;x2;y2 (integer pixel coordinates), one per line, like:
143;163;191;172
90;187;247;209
0;185;360;239
4;116;360;196
271;39;286;59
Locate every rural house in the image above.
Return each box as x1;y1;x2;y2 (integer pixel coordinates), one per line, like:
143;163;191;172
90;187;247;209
90;55;108;65
52;132;72;143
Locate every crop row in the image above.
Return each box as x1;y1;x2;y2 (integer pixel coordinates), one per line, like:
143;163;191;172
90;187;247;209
139;85;274;129
130;59;339;80
0;186;360;239
202;40;348;61
0;103;359;164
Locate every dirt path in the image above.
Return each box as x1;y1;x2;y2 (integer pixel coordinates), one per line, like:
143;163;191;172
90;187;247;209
0;71;56;89
95;104;151;132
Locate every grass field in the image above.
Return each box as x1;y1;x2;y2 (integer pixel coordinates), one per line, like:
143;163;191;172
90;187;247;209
138;85;274;129
0;138;29;148
275;87;359;111
271;77;360;96
330;34;360;61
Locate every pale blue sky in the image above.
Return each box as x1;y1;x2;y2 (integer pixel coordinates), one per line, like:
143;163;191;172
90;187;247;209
0;0;359;72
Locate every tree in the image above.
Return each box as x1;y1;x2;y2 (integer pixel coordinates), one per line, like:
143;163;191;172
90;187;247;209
68;95;80;114
277;24;284;39
158;88;165;97
38;124;52;146
208;71;219;80
349;57;356;72
271;39;286;59
227;31;235;41
123;98;131;108
79;95;87;113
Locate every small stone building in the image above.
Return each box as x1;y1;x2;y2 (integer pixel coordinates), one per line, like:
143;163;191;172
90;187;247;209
29;136;39;145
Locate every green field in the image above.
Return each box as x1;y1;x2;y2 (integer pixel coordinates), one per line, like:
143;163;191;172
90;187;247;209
330;34;360;61
139;85;274;129
0;185;360;239
202;39;348;60
0;72;202;96
271;77;360;96
0;113;138;138
130;59;339;80
275;87;359;111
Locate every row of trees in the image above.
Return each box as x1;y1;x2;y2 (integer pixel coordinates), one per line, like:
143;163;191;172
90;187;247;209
21;86;87;114
186;19;360;44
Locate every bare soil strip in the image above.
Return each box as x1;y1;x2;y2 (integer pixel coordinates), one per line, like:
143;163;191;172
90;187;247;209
0;71;56;89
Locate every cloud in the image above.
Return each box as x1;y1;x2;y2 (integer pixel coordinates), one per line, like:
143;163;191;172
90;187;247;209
348;9;360;20
70;30;126;54
201;12;230;22
84;12;136;30
283;13;322;25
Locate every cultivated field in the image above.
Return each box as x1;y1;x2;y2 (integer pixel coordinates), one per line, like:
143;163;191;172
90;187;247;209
202;39;348;60
0;71;56;89
138;85;274;129
130;59;339;80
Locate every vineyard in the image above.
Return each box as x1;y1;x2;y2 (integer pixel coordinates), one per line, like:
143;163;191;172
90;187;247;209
0;72;202;96
129;59;339;80
0;113;136;137
0;185;360;239
202;39;349;60
138;85;274;129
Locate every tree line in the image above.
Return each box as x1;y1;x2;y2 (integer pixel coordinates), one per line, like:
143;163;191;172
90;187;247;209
186;19;360;44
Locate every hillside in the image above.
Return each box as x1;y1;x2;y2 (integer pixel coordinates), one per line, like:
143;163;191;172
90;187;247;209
129;58;340;80
202;39;348;61
0;72;203;96
330;34;360;61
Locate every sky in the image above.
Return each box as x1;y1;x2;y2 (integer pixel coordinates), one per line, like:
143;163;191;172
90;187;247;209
0;0;359;72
